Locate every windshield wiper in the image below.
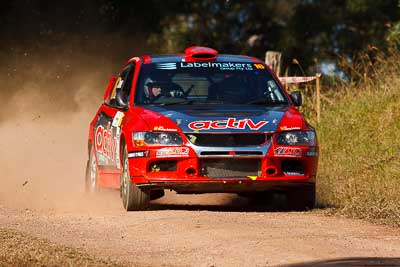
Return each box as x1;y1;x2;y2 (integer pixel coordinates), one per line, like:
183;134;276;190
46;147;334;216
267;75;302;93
244;98;287;105
187;100;223;104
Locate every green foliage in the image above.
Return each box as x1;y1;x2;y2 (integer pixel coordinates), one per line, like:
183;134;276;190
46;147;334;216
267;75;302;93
387;21;400;44
151;0;400;75
315;52;400;225
1;1;399;77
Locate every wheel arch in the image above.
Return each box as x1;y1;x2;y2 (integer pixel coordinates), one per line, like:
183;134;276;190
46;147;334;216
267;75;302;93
87;140;92;158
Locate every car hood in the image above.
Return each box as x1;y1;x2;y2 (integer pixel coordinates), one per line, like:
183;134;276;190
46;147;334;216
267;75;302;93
135;104;305;133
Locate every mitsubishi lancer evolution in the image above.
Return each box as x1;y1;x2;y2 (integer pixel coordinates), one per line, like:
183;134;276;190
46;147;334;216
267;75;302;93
85;46;318;211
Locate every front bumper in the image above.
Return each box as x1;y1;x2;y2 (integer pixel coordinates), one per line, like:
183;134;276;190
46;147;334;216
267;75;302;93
138;181;315;194
127;142;318;192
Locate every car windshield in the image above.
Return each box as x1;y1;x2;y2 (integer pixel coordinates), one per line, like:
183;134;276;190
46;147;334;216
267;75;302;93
135;61;289;106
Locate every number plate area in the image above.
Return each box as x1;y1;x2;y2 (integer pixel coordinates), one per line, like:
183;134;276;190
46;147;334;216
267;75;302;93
200;158;261;178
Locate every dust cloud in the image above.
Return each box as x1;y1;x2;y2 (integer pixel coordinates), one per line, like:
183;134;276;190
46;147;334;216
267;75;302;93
0;107;240;213
0;50;123;214
0;45;241;214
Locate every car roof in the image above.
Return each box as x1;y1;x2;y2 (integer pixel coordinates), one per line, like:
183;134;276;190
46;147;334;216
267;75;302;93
145;54;263;64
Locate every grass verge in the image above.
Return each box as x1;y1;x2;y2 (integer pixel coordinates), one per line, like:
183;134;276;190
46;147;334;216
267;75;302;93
315;54;400;226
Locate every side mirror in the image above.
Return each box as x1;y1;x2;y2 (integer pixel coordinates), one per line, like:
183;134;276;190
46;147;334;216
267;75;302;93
115;89;128;109
290;91;302;107
104;75;116;101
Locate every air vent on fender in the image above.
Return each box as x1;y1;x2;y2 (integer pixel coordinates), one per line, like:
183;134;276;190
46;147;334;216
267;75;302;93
184;46;218;61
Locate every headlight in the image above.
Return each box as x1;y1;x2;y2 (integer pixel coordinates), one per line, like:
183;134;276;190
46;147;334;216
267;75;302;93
133;132;183;146
276;131;316;146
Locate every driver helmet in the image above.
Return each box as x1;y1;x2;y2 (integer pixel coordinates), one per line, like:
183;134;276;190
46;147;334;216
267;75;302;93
144;77;152;97
144;77;159;100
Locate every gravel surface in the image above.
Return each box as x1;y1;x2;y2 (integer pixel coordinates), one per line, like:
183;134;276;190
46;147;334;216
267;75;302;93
0;228;122;267
1;112;400;266
1;192;400;267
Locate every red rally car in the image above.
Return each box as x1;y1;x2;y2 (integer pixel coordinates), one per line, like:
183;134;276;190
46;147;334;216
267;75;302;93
85;46;318;211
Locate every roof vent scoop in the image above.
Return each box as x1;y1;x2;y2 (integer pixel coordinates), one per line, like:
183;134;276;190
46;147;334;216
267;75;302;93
184;46;218;61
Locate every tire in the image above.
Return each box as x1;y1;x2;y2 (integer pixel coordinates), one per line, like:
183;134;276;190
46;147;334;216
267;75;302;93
150;189;165;201
238;192;273;204
85;145;98;193
286;185;316;211
120;145;150;211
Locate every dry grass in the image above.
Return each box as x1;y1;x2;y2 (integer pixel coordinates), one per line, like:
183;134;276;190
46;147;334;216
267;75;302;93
314;50;400;226
0;228;123;267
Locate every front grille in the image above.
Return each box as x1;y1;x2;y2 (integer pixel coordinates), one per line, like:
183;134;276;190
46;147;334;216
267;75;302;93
185;133;270;147
200;159;261;178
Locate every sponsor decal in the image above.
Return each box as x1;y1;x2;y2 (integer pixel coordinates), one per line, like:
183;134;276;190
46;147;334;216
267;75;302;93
153;126;177;132
112;111;125;168
247;176;258;180
112;111;124;127
274;147;302;157
280;126;301;131
180;62;253;71
95;123;117;161
128;150;149;158
253;63;265;69
156;62;261;71
188;118;268;131
156;147;189;158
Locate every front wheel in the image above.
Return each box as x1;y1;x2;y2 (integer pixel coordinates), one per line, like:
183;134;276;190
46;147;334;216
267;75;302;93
85;145;98;193
120;145;150;211
285;185;316;211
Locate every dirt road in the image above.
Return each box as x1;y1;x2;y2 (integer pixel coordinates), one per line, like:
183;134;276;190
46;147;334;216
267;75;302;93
1;105;400;266
1;191;400;266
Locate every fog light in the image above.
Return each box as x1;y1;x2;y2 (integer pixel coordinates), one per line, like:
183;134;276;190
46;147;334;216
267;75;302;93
186;168;196;175
266;167;278;176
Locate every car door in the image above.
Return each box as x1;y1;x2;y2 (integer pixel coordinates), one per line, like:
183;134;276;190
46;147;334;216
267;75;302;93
94;63;135;188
